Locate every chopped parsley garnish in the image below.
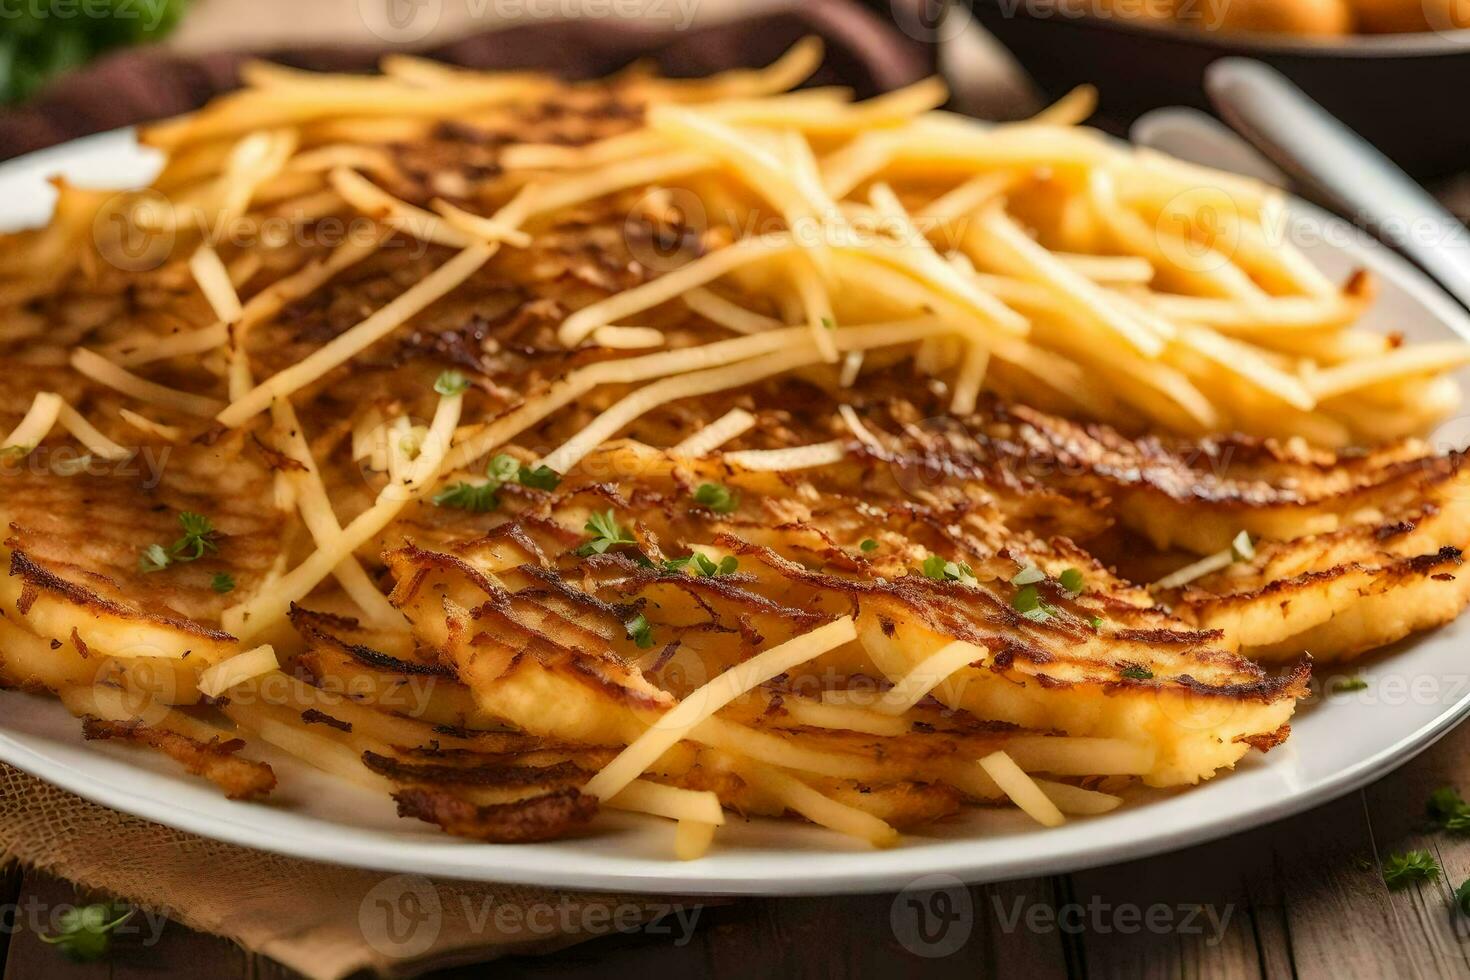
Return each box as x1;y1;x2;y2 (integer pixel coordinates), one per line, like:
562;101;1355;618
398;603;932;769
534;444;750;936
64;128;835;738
434;370;471;397
40;903;133;963
821;316;836;330
434;455;561;513
1457;879;1470;916
664;553;738;577
1427;786;1470;833
1010;565;1046;587
1059;568;1086;596
210;573;236;594
433;481;499;512
486;453;521;484
1011;584;1057;623
860;539;879;553
922;555;978;587
693;482;739;514
1088;615;1104;630
625;612;655;649
578;510;638;556
137;544;171;573
139;512;220;572
1383;850;1439;889
1334;676;1369;694
1120;665;1154;681
518;463;561;491
172;512;218;561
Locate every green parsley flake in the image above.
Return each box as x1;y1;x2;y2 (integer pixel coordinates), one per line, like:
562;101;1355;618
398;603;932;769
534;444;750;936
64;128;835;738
487;453;521;484
139;513;221;572
210;573;236;594
1089;615;1104;630
663;553;739;577
693;482;739;514
518;464;561;491
1334;676;1369;693
434;370;471;397
1011;584;1056;623
579;510;638;556
1427;786;1470;833
860;539;879;553
922;556;978;587
138;544;171;573
1120;665;1154;681
1383;850;1439;889
625;612;655;649
172;512;218;562
821;316;836;330
1059;568;1086;596
433;481;499;512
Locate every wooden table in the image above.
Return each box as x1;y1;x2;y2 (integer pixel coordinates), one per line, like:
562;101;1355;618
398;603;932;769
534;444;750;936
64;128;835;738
7;715;1470;979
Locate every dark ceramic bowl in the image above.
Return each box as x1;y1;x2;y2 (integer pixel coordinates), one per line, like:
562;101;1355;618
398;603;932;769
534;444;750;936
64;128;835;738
959;1;1470;177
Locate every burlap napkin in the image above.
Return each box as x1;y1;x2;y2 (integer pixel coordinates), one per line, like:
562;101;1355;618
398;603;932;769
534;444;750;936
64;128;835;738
0;5;935;976
1;763;712;978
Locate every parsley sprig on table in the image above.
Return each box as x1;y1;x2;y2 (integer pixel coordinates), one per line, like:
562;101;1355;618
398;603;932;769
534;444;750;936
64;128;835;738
40;903;133;963
0;0;192;105
1383;850;1440;889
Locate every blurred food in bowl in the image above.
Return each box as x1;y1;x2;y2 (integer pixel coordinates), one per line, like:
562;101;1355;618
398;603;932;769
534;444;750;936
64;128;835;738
1066;0;1470;35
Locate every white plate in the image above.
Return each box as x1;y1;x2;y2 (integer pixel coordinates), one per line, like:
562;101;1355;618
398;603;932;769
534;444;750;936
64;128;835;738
3;129;1470;896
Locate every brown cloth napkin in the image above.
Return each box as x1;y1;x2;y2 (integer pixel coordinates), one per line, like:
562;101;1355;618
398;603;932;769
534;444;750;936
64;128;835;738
0;0;935;161
0;764;705;978
0;5;934;977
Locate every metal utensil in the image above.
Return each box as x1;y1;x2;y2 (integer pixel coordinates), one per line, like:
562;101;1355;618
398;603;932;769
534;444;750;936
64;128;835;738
1204;57;1470;313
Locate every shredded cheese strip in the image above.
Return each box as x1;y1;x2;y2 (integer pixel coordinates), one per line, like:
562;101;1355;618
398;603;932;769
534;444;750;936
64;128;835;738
559;234;797;347
674;820;717;861
1033;779;1124;816
736;761;898;847
198;645;279;698
591;326;665;350
118;408;182;443
607;780;725;825
875;640;988;716
837;404;884;454
672;408;756;457
190;244;244;323
682;287;783;335
272;398;406;631
1308;342;1470;401
978;750;1066;828
430;197;532;247
791;257;839;363
722;441;846;472
584;616;857;801
222;387;464;638
329;167;474;248
71;349;224;418
57;404;130;461
217;243;494;427
2;392;63;451
540;349;826;474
